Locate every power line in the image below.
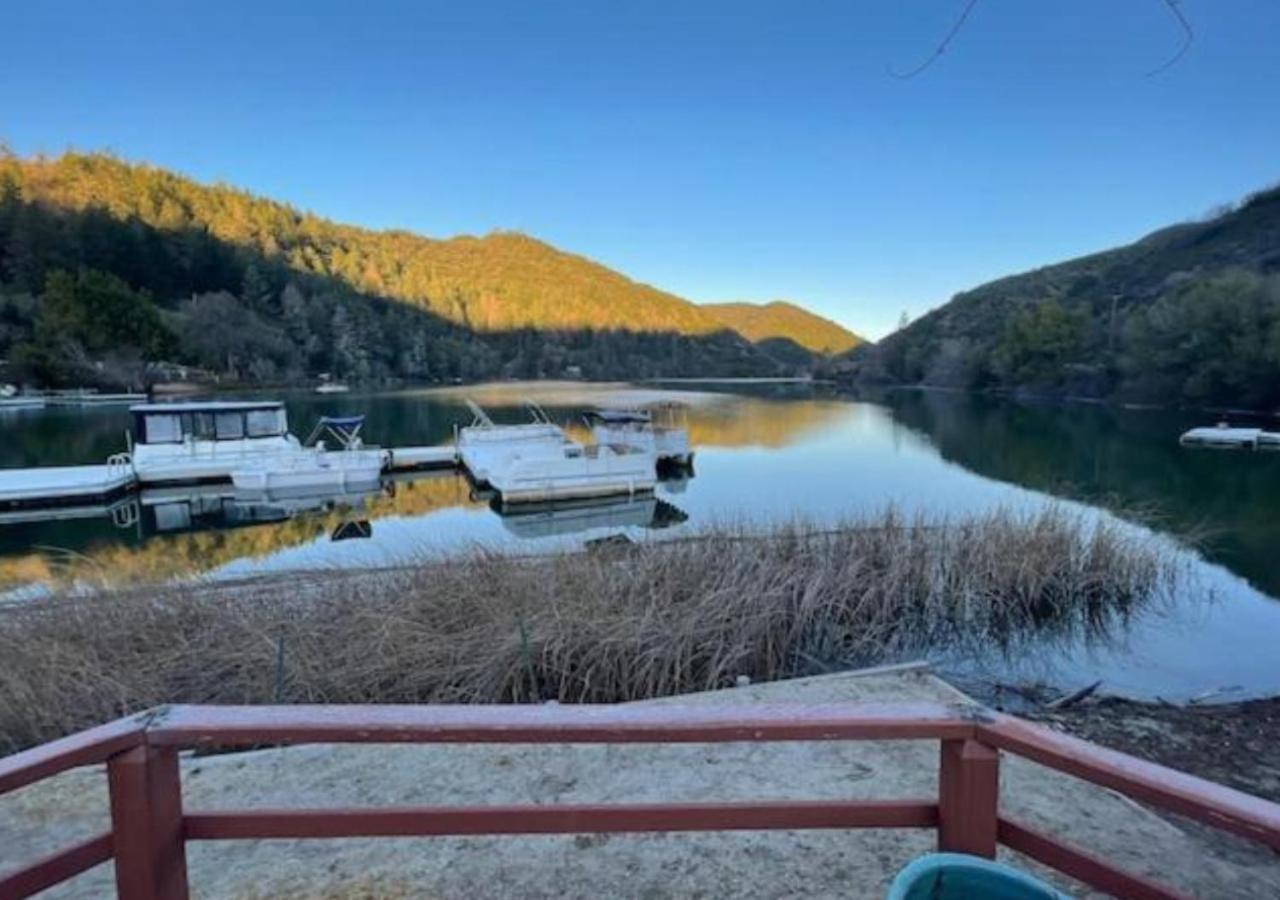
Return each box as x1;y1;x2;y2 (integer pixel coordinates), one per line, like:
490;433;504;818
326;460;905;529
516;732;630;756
1146;0;1194;77
889;0;983;80
889;0;1195;80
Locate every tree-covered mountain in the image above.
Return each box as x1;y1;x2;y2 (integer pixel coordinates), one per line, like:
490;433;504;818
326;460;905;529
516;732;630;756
703;301;862;355
0;151;812;388
842;183;1280;410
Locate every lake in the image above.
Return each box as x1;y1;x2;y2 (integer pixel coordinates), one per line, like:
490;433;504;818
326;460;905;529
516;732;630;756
3;381;1279;703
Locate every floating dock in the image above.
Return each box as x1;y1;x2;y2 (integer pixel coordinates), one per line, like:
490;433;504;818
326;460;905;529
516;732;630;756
384;446;458;471
0;446;460;511
0;464;137;510
1179;426;1280;449
44;392;148;406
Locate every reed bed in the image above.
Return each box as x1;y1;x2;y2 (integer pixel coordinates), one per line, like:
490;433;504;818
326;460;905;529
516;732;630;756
0;506;1184;752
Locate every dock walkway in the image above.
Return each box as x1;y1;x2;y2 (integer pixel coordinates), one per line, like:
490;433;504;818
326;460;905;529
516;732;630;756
0;445;458;510
0;464;135;509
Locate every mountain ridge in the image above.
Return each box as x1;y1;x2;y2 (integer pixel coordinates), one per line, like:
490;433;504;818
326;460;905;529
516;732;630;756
842;182;1280;409
703;300;862;355
0;151;851;387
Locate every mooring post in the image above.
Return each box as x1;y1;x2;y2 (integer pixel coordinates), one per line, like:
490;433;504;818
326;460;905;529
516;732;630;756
107;744;189;900
938;737;1000;858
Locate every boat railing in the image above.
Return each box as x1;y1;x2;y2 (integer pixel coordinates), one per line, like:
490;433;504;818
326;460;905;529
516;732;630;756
2;702;1277;899
105;452;133;481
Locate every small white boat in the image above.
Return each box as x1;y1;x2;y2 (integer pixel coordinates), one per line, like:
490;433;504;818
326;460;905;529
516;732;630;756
315;382;350;394
457;400;571;484
1180;423;1280;450
488;441;657;505
585;403;693;467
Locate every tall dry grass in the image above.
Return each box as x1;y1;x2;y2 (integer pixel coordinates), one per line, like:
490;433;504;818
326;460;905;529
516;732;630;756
0;506;1184;752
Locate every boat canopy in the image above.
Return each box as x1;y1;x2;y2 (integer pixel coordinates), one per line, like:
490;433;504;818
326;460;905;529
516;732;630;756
305;415;366;449
131;402;289;444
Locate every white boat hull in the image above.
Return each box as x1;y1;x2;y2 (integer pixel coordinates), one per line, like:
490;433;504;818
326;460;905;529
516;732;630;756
489;446;657;504
231;450;385;494
132;436;304;484
1180;426;1280;449
458;423;568;484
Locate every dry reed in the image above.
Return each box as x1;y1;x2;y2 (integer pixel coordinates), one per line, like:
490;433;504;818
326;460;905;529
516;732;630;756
0;506;1183;752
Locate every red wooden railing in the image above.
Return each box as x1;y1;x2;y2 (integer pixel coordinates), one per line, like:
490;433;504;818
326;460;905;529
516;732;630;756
2;702;1278;900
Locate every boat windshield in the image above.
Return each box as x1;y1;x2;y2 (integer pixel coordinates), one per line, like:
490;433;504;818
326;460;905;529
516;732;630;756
135;406;288;444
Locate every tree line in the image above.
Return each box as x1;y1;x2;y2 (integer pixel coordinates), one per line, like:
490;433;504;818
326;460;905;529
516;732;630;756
0;152;786;389
846;182;1280;410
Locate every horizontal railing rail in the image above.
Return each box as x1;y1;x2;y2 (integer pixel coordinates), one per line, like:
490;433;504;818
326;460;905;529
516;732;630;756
1;702;1277;900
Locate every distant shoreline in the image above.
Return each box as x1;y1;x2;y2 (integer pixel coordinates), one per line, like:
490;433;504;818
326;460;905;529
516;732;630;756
641;376;828;385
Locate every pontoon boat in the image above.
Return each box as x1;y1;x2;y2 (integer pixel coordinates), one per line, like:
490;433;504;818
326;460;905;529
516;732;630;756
585;403;693;467
457;400;571;484
129;402;303;484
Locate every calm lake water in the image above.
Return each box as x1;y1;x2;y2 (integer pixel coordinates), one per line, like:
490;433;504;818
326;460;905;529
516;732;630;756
3;381;1279;702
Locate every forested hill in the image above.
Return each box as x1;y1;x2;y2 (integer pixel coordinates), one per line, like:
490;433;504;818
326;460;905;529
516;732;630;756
0;152;805;388
703;301;862;355
843;183;1280;410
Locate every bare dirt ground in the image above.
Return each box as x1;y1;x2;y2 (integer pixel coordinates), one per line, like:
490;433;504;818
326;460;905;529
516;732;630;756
1025;695;1280;870
3;669;1279;899
1027;696;1280;803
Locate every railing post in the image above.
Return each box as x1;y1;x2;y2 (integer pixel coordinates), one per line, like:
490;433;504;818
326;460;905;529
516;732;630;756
938;738;999;858
107;745;189;900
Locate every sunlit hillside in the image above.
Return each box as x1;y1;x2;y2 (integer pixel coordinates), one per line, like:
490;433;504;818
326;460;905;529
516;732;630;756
704;301;862;354
0;152;851;388
4;153;733;334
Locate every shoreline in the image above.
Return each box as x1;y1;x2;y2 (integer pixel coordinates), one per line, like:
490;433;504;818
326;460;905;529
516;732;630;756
0;509;1179;753
844;381;1280;419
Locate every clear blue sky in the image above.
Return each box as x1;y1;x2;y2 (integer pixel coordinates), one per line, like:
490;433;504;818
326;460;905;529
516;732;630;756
4;1;1278;338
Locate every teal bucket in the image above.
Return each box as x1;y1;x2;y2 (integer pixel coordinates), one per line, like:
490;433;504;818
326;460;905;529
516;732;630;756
887;853;1070;900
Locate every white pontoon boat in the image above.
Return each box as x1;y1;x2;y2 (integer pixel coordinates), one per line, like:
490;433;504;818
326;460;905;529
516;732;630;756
129;402;303;484
230;415;384;494
1179;422;1280;450
457;400;570;484
487;441;657;504
585;403;693;467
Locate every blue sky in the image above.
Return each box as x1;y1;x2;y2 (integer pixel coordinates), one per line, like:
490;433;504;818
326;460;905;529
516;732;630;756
3;1;1278;338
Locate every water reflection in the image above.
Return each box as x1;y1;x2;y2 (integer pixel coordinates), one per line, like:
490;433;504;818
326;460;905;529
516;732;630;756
0;471;699;589
2;382;856;589
4;383;1280;700
498;495;688;540
880;389;1280;597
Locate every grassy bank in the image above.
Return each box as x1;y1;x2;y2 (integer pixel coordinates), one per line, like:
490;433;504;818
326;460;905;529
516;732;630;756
0;507;1183;752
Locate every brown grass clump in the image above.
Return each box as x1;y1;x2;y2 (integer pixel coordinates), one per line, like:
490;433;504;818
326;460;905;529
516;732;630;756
0;506;1183;752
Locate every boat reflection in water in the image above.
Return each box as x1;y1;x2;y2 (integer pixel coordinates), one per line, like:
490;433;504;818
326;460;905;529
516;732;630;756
497;494;688;540
136;481;383;538
0;462;693;592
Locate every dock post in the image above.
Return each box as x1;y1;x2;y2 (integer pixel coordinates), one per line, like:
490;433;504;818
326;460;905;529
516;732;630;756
107;744;189;900
938;737;999;858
